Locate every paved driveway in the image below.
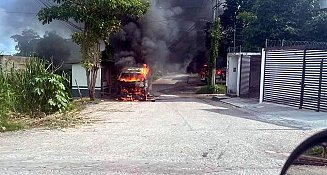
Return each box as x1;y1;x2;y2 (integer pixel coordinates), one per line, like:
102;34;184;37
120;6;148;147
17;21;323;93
0;75;316;174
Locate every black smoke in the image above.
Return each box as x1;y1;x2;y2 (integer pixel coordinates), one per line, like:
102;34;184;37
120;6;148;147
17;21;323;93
1;0;223;73
111;0;215;73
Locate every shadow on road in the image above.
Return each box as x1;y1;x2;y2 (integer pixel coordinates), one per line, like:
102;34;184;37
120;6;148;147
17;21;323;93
151;74;306;129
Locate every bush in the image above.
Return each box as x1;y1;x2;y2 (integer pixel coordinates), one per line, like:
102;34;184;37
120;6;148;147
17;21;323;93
0;70;23;132
0;74;12;131
197;84;226;94
0;58;72;131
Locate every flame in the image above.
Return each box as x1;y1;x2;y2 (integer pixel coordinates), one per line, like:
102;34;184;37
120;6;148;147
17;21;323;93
119;77;142;82
118;64;150;82
141;64;150;78
117;64;150;102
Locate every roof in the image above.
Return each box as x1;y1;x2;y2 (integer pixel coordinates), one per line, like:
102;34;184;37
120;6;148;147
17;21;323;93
227;52;261;56
121;67;143;73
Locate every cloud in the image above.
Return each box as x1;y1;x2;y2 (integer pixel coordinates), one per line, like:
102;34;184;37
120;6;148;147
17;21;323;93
0;0;73;55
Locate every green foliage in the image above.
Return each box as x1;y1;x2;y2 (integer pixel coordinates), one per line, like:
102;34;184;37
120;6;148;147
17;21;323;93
237;11;257;27
197;85;226;94
0;58;71;115
305;146;324;157
208;19;222;86
37;0;150;100
220;0;326;51
0;73;19;132
31;73;70;113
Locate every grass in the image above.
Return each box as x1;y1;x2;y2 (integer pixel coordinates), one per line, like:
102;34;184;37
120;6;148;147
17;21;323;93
4;100;89;131
0;119;24;132
196;84;226;94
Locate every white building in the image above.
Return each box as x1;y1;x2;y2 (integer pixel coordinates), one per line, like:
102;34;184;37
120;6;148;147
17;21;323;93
226;52;261;98
71;63;102;98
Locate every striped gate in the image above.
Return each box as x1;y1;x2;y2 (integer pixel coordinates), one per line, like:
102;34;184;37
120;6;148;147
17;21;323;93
321;59;327;112
264;49;327;112
240;55;251;97
264;50;304;107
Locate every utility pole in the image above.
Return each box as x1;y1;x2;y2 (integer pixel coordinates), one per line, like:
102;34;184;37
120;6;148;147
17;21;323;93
233;23;236;53
211;0;220;85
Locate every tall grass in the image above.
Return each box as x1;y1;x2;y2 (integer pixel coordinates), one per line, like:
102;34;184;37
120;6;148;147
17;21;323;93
0;58;71;132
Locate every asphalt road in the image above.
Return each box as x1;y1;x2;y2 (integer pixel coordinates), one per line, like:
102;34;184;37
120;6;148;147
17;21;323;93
0;74;316;174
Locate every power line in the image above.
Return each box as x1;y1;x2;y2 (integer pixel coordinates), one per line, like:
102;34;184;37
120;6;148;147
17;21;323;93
33;0;44;8
0;11;37;15
36;0;82;31
167;0;207;51
0;9;180;25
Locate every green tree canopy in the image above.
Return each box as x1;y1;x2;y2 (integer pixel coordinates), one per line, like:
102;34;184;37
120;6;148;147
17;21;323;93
37;0;150;100
221;0;327;51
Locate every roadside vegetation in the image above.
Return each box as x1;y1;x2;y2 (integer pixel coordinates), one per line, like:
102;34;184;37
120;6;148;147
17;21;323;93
305;146;325;157
37;0;150;101
0;58;84;132
197;84;226;94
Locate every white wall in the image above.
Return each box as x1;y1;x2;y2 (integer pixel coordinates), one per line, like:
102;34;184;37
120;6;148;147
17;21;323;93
226;54;239;94
72;64;101;90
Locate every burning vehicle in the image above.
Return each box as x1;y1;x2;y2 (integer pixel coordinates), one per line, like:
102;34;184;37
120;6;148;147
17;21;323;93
199;64;226;83
199;64;209;82
117;64;154;101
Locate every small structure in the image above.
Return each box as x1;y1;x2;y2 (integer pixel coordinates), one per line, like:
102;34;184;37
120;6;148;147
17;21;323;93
71;63;102;98
71;60;116;99
0;55;30;70
226;52;261;98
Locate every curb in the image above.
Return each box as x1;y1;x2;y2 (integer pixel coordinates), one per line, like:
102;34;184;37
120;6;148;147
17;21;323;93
211;95;230;102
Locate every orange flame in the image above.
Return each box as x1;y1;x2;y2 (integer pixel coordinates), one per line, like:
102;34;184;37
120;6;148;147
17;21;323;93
117;65;150;102
118;64;150;82
119;77;142;82
141;64;150;78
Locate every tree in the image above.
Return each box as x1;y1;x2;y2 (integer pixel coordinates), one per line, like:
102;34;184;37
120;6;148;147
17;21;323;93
220;0;256;53
38;0;150;100
220;0;327;51
11;29;40;56
208;19;222;86
236;0;323;50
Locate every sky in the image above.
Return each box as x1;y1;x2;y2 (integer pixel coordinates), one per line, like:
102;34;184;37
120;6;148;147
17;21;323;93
0;0;214;56
0;0;73;55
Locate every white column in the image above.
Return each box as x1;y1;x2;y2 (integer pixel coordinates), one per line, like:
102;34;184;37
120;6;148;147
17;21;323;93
236;54;242;97
259;48;266;103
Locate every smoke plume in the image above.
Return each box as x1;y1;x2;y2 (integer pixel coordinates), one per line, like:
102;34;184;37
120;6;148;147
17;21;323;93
112;0;214;73
1;0;221;73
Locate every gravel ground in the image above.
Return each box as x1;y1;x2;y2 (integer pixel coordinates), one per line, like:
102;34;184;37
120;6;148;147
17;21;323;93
0;74;318;175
